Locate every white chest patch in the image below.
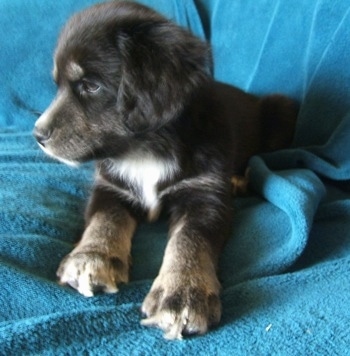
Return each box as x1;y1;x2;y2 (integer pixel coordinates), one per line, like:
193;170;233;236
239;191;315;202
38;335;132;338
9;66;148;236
107;152;178;221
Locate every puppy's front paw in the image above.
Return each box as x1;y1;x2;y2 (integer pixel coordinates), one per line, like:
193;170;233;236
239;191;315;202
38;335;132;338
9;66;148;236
57;251;129;297
141;271;221;339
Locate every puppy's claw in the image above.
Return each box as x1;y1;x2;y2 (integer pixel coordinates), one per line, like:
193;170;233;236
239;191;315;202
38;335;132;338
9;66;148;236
57;251;126;296
164;321;185;341
141;314;184;340
141;272;220;339
141;310;208;340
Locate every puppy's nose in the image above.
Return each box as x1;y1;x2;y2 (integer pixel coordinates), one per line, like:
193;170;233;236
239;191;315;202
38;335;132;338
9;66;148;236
33;127;52;147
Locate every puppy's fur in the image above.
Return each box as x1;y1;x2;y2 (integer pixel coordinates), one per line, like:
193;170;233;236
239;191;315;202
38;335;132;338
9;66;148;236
34;1;297;339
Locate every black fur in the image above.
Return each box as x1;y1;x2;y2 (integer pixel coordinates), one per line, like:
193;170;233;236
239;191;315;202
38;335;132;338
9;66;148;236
34;1;297;339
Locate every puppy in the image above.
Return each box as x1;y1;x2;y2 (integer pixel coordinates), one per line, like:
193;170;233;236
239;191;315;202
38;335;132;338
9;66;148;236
33;1;297;339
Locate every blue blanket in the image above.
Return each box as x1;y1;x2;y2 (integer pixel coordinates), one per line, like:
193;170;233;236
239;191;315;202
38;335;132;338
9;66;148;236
1;0;350;354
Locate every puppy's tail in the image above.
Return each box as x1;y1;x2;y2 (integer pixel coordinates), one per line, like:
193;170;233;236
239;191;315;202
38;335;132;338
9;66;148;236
260;94;299;152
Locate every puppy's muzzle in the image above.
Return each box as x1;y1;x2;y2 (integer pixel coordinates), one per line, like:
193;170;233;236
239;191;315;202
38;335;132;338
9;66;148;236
33;126;52;147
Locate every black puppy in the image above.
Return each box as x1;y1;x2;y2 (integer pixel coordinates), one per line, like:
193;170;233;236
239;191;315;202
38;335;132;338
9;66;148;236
34;1;297;339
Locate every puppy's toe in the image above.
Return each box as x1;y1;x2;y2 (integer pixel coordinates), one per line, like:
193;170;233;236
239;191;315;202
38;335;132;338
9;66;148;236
141;272;221;339
57;252;127;297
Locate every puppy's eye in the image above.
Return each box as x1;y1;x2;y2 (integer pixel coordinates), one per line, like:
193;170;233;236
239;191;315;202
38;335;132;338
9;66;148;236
80;80;100;93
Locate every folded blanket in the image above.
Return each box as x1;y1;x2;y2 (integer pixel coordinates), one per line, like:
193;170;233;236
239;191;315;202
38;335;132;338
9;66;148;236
1;0;350;354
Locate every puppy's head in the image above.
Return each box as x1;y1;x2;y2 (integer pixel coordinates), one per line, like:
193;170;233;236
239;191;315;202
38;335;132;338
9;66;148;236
34;1;210;165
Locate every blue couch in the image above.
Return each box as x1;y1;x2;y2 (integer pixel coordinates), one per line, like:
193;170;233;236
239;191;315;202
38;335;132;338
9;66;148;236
1;0;350;353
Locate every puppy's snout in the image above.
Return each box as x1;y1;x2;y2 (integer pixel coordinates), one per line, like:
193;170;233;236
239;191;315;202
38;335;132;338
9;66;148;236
33;127;52;147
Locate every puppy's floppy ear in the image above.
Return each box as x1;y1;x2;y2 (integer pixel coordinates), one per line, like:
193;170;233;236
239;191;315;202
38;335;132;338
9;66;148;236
116;19;211;133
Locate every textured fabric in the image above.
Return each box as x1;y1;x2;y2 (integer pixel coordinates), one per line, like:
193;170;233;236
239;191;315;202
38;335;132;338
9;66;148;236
1;0;350;354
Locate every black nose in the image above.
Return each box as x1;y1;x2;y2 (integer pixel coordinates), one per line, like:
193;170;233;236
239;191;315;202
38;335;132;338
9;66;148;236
33;127;51;147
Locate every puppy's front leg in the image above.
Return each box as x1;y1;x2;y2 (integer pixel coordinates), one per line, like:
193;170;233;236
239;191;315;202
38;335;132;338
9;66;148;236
57;187;137;297
141;187;231;339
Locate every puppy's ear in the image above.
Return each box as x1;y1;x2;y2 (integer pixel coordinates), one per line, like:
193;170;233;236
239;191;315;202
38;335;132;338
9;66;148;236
116;20;211;133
